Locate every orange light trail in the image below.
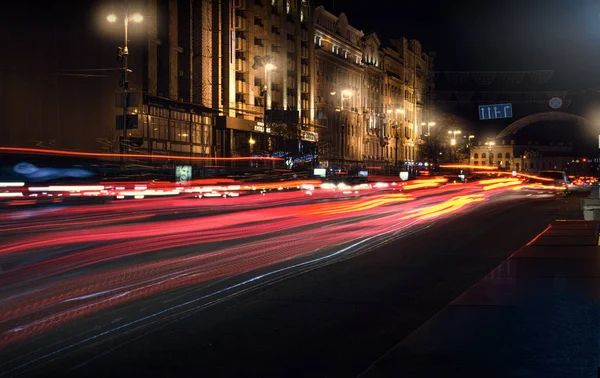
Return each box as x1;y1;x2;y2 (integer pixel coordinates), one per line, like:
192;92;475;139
482;180;522;191
401;194;486;220
305;193;414;216
440;164;498;170
0;147;284;161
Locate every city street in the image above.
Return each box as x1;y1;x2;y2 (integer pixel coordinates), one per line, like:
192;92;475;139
0;182;584;377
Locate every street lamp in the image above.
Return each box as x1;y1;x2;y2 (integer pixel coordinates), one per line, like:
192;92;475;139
331;89;352;167
253;56;277;153
485;140;496;165
395;109;404;167
448;130;462;162
107;11;144;155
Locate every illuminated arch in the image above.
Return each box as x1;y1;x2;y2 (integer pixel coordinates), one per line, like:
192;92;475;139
496;112;593;139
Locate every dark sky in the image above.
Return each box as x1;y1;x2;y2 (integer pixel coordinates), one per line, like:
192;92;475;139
316;0;600;88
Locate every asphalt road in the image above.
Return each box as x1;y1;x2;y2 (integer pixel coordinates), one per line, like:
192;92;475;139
0;190;584;378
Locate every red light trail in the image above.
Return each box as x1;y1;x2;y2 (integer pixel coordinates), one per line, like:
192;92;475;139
0;176;541;349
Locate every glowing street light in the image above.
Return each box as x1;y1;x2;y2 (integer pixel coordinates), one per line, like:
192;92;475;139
485;140;496;165
249;136;256;145
107;11;144;155
130;13;144;23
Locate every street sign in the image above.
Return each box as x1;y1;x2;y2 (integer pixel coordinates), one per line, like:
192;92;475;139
176;165;192;183
549;97;562;109
478;103;513;120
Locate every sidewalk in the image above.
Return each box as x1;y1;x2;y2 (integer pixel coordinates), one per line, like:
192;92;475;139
360;220;600;378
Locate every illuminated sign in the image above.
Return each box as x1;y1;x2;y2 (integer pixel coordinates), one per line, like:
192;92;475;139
254;123;271;134
176;165;192;183
301;131;318;142
478;103;513;120
313;168;326;178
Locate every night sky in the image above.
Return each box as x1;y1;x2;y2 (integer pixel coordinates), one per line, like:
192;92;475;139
316;0;600;154
316;0;600;88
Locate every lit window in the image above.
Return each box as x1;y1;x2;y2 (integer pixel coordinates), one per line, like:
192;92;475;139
286;0;290;13
300;9;304;22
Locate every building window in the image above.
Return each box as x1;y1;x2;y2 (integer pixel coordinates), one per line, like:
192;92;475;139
272;26;280;34
505;152;511;158
254;37;263;46
254;17;263;27
286;0;290;14
474;153;479;159
482;153;486;159
271;44;279;53
497;153;502;159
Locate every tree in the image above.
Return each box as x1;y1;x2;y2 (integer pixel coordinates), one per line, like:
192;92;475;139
420;112;473;163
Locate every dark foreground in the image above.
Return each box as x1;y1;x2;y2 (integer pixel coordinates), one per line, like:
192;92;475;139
2;192;583;377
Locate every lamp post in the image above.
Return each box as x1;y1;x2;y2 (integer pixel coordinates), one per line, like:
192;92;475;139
331;89;352;168
263;62;276;153
395;108;404;168
107;11;143;156
253;56;276;155
485;140;496;165
421;121;436;137
448;130;461;162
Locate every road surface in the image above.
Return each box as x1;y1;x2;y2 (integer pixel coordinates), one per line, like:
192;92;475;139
0;182;584;377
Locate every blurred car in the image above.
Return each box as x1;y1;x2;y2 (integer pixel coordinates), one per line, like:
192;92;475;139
523;170;569;195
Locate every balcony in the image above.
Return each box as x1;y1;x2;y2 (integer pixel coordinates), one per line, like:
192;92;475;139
235;15;247;30
235;58;247;72
300;46;308;58
301;29;308;41
236;80;248;94
235;37;247;51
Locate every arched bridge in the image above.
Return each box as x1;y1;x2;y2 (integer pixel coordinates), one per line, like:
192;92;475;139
496;112;593;139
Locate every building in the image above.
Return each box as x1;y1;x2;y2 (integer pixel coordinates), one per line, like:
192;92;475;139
217;0;316;160
393;38;432;170
1;0;434;169
469;140;581;173
381;44;405;167
361;33;386;167
314;6;365;169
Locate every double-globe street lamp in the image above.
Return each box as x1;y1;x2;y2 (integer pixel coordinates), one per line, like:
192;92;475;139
421;121;436;137
485;140;496;166
331;89;353;167
107;11;144;155
387;108;404;168
448;129;462;162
